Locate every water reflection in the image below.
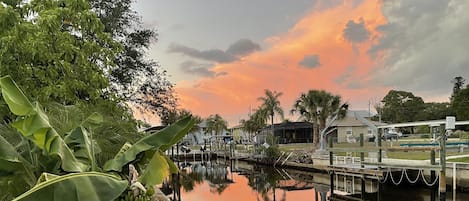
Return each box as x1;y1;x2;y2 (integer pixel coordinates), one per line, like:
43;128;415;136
162;160;469;201
165;160;325;201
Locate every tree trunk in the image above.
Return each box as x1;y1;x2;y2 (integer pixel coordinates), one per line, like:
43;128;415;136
271;114;274;145
313;122;320;145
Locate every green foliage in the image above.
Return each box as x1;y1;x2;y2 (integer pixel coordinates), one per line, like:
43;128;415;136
89;0;177;118
0;134;20;171
104;116;194;172
205;114;228;136
451;76;465;101
257;89;284;128
416;102;453;121
12;172;127;201
452;86;469;120
0;76;87;172
0;76;195;200
161;108;202;131
415;125;430;134
379;90;425;123
241;109;267;135
0;0;118;105
291;90;348;145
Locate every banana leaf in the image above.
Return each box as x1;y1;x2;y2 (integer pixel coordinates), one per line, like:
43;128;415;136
12;172;127;201
103;116;194;172
138;150;169;186
0;136;42;200
0;134;22;173
0;76;87;172
64;126;98;171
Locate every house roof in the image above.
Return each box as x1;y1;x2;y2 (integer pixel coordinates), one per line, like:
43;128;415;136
260;121;313;131
333;110;386;127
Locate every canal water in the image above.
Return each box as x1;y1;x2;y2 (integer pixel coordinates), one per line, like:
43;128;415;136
163;159;469;201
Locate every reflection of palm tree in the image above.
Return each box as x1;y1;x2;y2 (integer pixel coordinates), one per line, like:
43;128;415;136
179;169;204;192
179;162;234;195
204;163;233;195
245;166;285;201
209;182;230;195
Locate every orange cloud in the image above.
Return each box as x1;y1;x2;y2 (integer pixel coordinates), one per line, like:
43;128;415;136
176;0;388;126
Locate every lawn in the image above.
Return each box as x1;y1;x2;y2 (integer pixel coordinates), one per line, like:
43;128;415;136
448;157;469;163
276;140;469;160
189;139;469;161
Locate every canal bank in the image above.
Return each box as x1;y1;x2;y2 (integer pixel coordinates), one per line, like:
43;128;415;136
167;157;469;201
172;150;469;193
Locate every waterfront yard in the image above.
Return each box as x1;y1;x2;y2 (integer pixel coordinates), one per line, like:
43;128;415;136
188;137;469;161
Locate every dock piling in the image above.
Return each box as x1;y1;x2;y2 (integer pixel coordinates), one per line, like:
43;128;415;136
439;124;446;201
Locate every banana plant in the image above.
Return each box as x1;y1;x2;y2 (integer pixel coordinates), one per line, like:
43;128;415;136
0;75;195;200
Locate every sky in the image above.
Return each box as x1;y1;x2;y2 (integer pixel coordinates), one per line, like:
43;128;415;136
133;0;469;126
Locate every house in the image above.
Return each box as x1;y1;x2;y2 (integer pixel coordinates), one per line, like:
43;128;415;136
230;125;252;144
257;121;314;144
331;110;386;143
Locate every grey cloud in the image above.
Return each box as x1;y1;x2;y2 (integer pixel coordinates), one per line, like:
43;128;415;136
335;65;356;84
347;81;363;89
168;44;236;63
168;39;261;63
314;0;363;10
343;19;370;43
299;54;320;68
226;39;261;56
180;60;215;77
216;72;228;77
368;0;469;95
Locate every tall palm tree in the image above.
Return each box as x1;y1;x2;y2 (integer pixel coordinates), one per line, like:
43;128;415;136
257;90;284;136
291;90;348;146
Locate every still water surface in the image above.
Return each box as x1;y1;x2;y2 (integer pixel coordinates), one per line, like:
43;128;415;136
163;159;469;201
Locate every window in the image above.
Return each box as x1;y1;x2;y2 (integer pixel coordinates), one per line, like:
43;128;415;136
346;127;352;135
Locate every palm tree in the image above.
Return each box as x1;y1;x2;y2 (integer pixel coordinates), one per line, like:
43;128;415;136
291;90;348;146
206;114;228;149
257;90;284;136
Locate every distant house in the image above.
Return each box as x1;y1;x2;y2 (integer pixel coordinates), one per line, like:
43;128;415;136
230;125;251;144
257;121;314;144
331;110;386;143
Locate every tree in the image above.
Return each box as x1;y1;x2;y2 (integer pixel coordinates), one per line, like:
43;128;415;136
379;90;425;123
0;0;176;127
0;0;118;105
451;76;466;101
89;0;177;119
415;102;453;121
452;86;469;121
291;90;348;145
0;0;148;168
205;114;228;137
257;89;284;135
205;114;227;150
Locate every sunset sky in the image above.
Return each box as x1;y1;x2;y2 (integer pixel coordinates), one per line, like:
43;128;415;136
133;0;469;126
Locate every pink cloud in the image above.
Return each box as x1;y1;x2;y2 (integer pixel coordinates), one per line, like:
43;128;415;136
176;0;389;126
